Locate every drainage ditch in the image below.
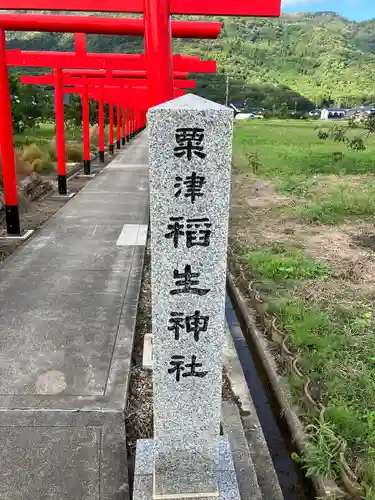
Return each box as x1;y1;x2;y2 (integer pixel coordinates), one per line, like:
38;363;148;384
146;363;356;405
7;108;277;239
225;295;314;500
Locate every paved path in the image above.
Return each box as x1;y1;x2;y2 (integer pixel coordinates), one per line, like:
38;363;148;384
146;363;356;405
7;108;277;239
0;131;149;500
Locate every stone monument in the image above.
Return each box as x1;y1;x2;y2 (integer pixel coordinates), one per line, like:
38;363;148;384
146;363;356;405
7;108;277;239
134;94;239;500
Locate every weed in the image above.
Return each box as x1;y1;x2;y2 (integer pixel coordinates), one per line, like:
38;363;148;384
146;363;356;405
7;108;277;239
21;143;44;164
233;120;375;488
303;416;341;479
317;129;329;140
32;154;54;174
47;140;57;162
295;184;375;224
245;151;261;173
326;405;367;445
268;299;346;362
66;143;84;163
244;246;331;281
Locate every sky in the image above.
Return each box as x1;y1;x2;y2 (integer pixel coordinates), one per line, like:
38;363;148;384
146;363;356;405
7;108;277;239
282;0;375;22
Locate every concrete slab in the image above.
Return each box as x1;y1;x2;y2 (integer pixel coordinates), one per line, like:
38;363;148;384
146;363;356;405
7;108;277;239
84;170;149;193
0;411;128;500
0;130;149;497
50;191;76;200
133;438;241;500
0;229;34;242
142;333;153;371
116;224;148;246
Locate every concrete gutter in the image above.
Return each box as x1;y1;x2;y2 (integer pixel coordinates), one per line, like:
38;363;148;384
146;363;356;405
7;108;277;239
223;323;284;500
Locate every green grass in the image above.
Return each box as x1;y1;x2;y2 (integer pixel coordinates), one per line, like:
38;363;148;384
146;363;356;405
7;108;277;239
14;122;82;149
243;246;331;281
286;182;375;224
13;122;84;172
269;296;375;486
233;119;375;492
234;120;375;193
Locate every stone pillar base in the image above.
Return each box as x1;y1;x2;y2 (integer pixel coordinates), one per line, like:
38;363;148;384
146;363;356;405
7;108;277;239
133;438;240;500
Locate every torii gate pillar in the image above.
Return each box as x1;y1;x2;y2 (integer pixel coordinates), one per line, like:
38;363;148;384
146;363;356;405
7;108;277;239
144;0;174;107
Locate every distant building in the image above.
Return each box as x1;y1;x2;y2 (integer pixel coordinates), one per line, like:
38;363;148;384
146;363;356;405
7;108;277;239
320;108;346;120
345;106;375;120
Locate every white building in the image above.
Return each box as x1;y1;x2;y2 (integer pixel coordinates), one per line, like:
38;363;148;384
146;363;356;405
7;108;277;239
320;108;346;120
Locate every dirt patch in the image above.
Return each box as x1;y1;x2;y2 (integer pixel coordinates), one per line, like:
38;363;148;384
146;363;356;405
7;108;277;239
352;232;375;251
231;170;375;289
306;223;375;284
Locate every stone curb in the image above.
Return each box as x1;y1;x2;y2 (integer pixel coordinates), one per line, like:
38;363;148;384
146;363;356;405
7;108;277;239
227;273;345;499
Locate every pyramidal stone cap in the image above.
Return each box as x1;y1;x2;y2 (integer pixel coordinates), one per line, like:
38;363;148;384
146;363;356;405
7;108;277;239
148;93;234;111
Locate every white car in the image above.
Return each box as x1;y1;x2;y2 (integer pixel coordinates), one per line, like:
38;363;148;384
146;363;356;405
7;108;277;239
235;113;264;120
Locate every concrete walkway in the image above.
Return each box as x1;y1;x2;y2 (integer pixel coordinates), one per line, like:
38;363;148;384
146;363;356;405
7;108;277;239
0;131;149;500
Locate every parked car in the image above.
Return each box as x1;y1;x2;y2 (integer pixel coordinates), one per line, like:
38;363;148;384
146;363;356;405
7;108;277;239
234;113;264;120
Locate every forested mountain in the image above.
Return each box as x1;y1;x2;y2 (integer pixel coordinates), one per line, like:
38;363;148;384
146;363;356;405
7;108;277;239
6;11;375;110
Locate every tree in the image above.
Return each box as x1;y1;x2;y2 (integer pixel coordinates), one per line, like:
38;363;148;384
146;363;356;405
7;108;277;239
9;71;53;132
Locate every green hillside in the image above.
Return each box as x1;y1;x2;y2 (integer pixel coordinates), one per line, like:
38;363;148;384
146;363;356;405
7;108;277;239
6;11;375;108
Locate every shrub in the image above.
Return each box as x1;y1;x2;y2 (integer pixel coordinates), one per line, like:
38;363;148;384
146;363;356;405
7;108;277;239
15;154;34;177
22;143;44;164
47;140;57;161
32;154;54;173
89;124;108;146
89;125;99;146
245;151;261;174
66;143;84;163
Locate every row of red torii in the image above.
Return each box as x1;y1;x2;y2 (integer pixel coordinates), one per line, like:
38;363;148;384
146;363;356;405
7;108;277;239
0;1;281;237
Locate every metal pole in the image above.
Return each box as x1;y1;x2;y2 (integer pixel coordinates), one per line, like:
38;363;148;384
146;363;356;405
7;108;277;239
225;74;229;107
98;86;105;163
109;103;114;154
54;67;67;195
116;104;121;149
82;77;91;175
144;0;174;107
129;109;132;138
0;28;20;235
121;106;126;145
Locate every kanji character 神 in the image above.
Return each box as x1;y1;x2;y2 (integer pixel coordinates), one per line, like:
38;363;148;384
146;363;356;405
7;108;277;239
168;310;209;341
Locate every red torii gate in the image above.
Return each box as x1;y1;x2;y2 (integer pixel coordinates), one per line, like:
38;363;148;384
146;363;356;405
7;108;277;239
21;74;196;164
0;1;280;107
6;50;216;73
14;49;214;182
0;0;280;14
1;27;218;234
0;0;280;236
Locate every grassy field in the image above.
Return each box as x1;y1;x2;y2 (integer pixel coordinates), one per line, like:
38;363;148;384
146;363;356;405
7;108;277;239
231;119;375;497
12;122;94;175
